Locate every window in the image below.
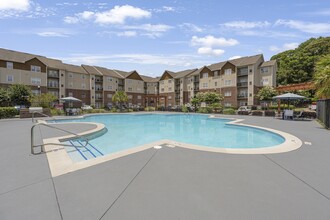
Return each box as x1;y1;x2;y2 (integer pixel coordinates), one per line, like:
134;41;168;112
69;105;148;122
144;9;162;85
32;90;40;95
7;75;14;82
6;62;13;69
68;92;73;97
82;74;85;79
82;93;86;98
168;96;172;100
224;102;232;107
249;93;252;97
261;67;269;73
160;81;164;84
69;82;73;88
137;95;141;100
168;87;172;92
225;80;231;86
224;69;232;75
69;73;73;78
214;71;219;76
31;78;41;85
108;85;113;90
161;88;164;92
128;87;133;92
261;78;269;85
108;76;113;82
81;83;86;89
107;94;113;99
168;79;172;83
214;82;218;87
202;83;208;88
128;95;133;99
202;73;208;78
31;65;41;72
127;79;132;84
224;91;232;97
137;88;141;92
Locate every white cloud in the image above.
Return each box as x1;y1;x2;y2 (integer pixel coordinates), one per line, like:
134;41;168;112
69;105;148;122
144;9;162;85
153;6;176;13
36;28;74;37
0;0;30;11
94;5;151;25
179;23;203;32
123;24;173;38
222;21;271;29
64;5;151;25
269;42;299;52
116;31;137;37
229;56;242;60
275;19;330;34
191;35;239;47
197;47;225;56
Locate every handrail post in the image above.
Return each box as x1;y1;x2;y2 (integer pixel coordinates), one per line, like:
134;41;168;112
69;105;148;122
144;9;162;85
31;124;36;154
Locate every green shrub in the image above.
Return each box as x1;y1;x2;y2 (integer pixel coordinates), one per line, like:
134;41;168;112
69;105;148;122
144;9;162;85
145;106;155;111
198;107;212;113
0;107;19;119
128;109;133;112
50;109;64;116
110;107;117;113
269;104;295;110
222;108;235;115
182;105;188;113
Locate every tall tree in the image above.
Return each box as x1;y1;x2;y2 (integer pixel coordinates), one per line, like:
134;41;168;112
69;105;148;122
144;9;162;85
314;54;330;99
112;91;128;111
8;84;32;106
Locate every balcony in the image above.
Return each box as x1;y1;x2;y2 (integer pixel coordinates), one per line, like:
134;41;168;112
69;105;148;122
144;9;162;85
237;94;248;99
95;96;103;100
95;87;103;91
237;82;248;87
47;73;59;78
237;72;248;77
48;83;59;88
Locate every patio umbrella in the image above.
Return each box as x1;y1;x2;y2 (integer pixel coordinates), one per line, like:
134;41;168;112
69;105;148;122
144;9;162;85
273;93;306;113
60;96;82;102
60;96;82;109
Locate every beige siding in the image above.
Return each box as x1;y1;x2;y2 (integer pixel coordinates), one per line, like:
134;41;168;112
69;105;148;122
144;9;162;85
103;76;119;92
125;79;144;94
0;67;47;86
159;79;174;94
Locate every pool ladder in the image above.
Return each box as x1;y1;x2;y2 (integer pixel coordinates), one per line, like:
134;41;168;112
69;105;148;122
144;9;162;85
31;122;90;155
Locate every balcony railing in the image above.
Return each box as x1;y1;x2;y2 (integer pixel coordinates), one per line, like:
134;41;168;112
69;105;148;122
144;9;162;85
47;73;59;78
96;87;103;91
237;94;248;99
237;72;248;76
237;82;248;87
48;83;59;88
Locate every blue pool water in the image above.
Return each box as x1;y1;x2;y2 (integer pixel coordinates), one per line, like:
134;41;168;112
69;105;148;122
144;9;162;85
53;114;285;162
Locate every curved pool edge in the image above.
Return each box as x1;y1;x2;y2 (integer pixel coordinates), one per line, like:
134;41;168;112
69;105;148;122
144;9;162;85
41;113;303;177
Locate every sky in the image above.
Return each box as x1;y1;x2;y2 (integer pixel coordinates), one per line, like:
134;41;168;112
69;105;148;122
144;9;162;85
0;0;330;77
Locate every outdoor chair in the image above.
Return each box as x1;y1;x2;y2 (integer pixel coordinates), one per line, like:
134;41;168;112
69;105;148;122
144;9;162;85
294;111;305;120
284;110;294;120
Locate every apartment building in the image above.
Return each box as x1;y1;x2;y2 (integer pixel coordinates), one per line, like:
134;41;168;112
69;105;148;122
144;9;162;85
0;48;276;109
186;54;277;107
158;69;197;106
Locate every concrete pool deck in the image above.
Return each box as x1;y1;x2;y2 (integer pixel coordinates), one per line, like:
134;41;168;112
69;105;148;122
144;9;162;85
0;114;330;219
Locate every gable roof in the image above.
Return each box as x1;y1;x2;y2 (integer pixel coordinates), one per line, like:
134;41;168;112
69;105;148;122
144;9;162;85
229;54;263;66
62;63;88;74
140;75;159;83
172;68;198;79
0;48;63;69
260;60;276;67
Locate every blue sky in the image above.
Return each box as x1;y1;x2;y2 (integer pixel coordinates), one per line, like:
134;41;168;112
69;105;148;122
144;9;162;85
1;0;330;76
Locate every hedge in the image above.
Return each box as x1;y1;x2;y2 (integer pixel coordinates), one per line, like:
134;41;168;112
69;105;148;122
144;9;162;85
251;110;263;116
264;110;275;117
237;111;249;115
223;108;236;115
0;107;19;119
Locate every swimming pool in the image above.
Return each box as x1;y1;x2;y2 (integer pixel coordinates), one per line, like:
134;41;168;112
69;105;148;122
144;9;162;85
53;114;285;162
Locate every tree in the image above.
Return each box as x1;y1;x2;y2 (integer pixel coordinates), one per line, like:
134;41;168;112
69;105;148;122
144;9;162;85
191;92;223;113
314;54;330;99
0;87;10;106
112;91;128;111
256;86;278;101
271;37;330;85
29;93;58;108
8;84;32;106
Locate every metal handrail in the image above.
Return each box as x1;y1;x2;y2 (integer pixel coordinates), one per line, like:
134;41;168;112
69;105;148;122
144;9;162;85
31;123;89;155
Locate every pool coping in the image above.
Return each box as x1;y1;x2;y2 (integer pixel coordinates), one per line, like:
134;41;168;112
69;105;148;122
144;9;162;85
41;113;302;177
